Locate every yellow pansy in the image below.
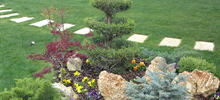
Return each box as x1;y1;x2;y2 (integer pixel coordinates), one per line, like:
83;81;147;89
83;89;87;92
88;81;92;87
82;77;89;82
58;74;61;78
63;79;67;84
60;68;65;72
74;71;80;76
92;79;96;83
86;59;90;64
76;86;83;93
67;80;71;84
74;83;79;88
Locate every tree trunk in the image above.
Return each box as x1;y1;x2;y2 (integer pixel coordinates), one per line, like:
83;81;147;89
105;13;112;24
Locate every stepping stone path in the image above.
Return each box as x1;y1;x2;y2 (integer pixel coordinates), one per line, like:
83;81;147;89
30;19;54;27
0;4;5;8
194;41;214;51
127;34;148;43
0;4;216;52
0;13;19;18
159;37;181;47
10;17;34;23
74;27;93;35
0;9;12;13
59;23;75;31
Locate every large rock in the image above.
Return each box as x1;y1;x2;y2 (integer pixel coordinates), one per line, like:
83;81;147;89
145;57;175;83
98;71;131;100
176;69;219;99
52;83;78;100
67;57;82;71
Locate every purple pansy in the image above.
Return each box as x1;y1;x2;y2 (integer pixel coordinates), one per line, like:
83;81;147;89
174;64;178;69
89;90;98;100
69;98;74;100
217;93;220;97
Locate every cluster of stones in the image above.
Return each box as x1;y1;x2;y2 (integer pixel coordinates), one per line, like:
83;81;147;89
97;57;219;100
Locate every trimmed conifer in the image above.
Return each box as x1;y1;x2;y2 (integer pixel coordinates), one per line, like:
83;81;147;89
124;58;191;100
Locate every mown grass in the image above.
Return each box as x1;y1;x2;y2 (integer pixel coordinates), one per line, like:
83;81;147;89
0;0;219;91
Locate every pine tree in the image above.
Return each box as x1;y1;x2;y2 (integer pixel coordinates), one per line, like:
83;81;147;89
124;58;191;100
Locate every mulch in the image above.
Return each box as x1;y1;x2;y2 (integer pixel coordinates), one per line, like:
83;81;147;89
53;57;149;99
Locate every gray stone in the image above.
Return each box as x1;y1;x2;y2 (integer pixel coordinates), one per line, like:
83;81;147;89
67;57;82;71
159;37;181;47
74;27;93;35
58;23;75;31
194;41;214;51
30;19;54;27
0;4;5;8
0;13;19;18
52;82;78;100
0;9;12;13
127;34;148;43
10;17;34;23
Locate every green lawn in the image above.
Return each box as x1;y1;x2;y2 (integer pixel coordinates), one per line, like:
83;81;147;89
0;0;220;91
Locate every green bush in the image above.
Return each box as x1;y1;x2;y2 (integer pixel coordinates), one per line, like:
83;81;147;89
89;0;132;24
85;17;135;42
108;38;135;49
87;45;139;74
177;56;216;74
138;47;198;64
90;0;132;15
0;78;62;100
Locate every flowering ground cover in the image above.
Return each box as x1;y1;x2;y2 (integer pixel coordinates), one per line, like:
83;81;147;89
0;0;220;96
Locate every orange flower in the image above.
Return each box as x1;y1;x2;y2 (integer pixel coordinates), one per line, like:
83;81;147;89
139;62;145;66
133;66;137;71
131;59;136;64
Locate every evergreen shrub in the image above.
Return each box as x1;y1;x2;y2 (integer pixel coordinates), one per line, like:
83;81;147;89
89;0;132;15
84;0;138;74
87;44;139;73
124;58;191;100
0;78;62;100
138;48;198;64
177;56;216;74
85;17;135;42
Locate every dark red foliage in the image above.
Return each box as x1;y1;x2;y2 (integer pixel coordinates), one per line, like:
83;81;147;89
28;6;102;78
85;31;94;37
32;66;51;78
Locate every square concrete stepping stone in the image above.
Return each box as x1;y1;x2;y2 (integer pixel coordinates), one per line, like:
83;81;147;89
127;34;148;43
30;19;54;27
10;17;34;23
0;13;19;18
74;27;93;35
159;37;181;47
59;23;75;31
0;9;12;13
0;4;5;8
194;41;214;51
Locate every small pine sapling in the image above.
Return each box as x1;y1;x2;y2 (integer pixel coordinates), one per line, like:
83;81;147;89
124;58;191;100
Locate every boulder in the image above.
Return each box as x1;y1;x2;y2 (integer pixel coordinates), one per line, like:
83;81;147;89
175;69;219;99
67;57;82;71
52;83;78;100
98;71;131;100
145;57;175;83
